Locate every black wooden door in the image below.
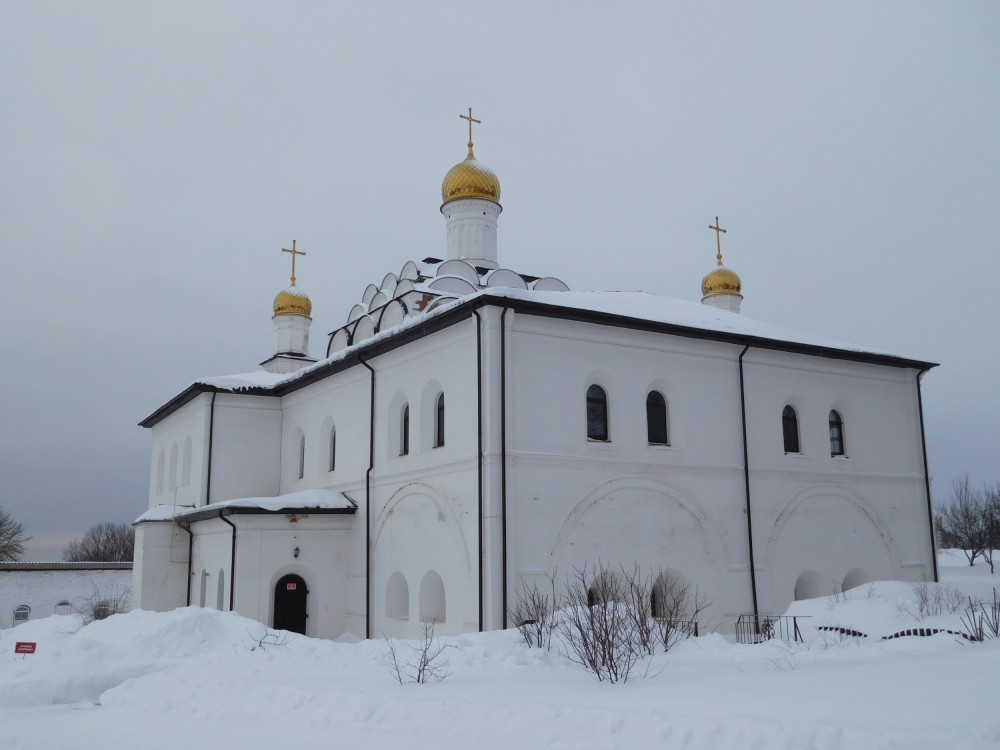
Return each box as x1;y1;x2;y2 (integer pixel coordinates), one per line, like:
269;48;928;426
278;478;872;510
273;574;308;634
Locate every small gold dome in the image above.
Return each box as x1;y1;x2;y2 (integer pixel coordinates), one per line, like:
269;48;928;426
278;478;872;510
441;146;501;205
273;287;312;317
701;266;742;297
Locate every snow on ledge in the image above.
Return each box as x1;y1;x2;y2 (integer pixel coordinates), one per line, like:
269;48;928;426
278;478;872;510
135;490;355;525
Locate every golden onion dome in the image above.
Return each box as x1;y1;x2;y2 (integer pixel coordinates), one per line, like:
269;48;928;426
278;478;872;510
273;286;312;317
701;266;742;298
441;146;501;205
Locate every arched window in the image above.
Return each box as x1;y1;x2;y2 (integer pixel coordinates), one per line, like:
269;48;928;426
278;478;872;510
434;393;445;448
400;403;410;456
782;405;800;454
646;391;669;445
586;385;609;441
298;435;306;479
13;605;30;625
55;600;73;615
829;410;846;456
419;570;446;623
329;426;337;471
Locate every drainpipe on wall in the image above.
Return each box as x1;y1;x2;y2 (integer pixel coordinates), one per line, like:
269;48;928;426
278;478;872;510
916;367;939;583
359;353;376;639
180;521;194;607
500;305;509;628
738;345;760;621
472;310;484;631
206;392;217;504
220;511;237;611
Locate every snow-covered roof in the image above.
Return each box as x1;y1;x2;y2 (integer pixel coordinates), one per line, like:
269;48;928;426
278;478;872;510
134;489;357;525
142;283;936;427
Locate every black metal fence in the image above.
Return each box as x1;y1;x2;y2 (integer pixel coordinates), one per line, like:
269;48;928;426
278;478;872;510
653;618;699;638
734;614;806;644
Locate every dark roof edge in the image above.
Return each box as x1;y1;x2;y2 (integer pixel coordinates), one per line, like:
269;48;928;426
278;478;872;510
502;296;939;371
177;504;357;524
140;293;936;428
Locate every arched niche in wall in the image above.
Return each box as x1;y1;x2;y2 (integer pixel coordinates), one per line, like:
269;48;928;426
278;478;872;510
386;572;409;620
793;570;826;601
419;570;446;623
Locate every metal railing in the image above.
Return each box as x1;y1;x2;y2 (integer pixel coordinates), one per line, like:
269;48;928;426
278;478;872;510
734;614;807;644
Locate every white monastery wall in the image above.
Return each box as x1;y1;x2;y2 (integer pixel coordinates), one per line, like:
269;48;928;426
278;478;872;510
210;395;281;502
148;394;212;508
1;568;133;629
366;321;481;637
500;313;934;626
132;522;189;611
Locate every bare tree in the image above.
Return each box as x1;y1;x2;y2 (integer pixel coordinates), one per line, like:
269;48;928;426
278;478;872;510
63;521;135;562
509;571;558;649
0;507;29;561
937;478;989;567
383;620;454;684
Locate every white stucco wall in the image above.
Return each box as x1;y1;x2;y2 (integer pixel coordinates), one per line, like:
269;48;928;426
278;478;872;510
0;566;133;629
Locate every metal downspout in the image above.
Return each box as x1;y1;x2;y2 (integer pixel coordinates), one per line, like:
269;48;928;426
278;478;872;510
738;345;760;620
359;353;376;639
180;522;194;606
500;305;509;627
916;368;939;582
472;310;484;631
220;512;237;611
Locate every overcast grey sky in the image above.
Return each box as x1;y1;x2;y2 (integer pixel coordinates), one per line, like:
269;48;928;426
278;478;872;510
2;1;997;560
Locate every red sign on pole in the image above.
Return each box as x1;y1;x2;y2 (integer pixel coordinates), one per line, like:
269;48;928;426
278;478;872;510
286;583;297;591
15;642;36;655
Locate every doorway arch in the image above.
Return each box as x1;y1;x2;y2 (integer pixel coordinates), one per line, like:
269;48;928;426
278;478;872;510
273;574;308;635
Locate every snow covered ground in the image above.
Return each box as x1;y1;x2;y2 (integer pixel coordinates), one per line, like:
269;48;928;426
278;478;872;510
2;551;998;749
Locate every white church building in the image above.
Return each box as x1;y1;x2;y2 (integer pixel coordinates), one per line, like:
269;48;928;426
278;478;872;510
134;113;938;639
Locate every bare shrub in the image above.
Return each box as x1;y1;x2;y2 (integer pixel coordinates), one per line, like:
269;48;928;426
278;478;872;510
241;627;289;651
384;620;454;684
556;563;707;683
82;584;131;624
961;589;1000;642
558;563;642;683
911;582;965;619
509;573;557;650
650;570;708;652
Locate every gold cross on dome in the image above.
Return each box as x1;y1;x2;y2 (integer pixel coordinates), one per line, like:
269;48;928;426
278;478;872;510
709;216;727;266
459;107;481;148
282;240;306;286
